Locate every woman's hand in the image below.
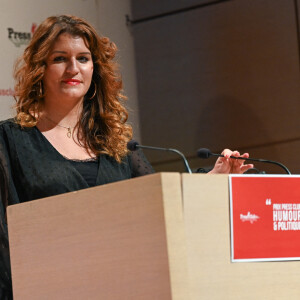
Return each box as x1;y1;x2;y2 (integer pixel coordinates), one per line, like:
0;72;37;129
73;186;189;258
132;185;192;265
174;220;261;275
208;149;253;174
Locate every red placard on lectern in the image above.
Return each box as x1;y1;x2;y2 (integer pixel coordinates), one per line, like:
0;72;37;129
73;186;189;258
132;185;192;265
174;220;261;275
229;175;300;262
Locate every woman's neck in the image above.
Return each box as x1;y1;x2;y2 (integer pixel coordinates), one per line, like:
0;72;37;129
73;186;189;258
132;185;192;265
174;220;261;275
41;100;83;128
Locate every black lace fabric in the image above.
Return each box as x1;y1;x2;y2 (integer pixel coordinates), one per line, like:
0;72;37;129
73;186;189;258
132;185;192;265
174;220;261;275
0;120;155;298
129;148;155;177
0;141;13;299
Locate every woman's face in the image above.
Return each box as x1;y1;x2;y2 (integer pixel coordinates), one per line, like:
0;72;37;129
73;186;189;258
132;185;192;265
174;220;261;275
43;33;94;105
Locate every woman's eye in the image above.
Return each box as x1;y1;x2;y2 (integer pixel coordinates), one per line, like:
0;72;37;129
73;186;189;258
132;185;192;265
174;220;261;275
53;56;65;62
78;56;89;63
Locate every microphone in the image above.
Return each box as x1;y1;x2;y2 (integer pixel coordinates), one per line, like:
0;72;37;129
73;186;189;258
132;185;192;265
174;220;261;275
197;148;291;175
127;140;192;174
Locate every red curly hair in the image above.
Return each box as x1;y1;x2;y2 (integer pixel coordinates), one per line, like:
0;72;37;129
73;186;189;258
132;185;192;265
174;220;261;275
14;15;132;162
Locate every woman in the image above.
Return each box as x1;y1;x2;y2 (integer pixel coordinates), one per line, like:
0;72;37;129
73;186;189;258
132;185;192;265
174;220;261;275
0;15;252;297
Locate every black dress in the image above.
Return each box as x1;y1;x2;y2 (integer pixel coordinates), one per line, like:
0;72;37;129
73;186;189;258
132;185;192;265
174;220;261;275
0;119;154;299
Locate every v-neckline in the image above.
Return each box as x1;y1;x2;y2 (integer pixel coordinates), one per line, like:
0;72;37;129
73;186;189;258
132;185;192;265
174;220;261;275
34;126;102;186
34;126;97;162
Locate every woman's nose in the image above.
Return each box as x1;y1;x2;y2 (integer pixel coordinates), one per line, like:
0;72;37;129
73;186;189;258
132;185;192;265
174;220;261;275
66;58;79;74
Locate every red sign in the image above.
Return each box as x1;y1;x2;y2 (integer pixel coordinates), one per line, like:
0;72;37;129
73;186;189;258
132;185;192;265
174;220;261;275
230;175;300;262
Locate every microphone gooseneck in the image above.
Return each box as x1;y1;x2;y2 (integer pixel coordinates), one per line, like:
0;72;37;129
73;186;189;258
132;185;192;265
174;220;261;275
128;140;192;174
197;148;214;159
127;140;139;151
197;148;291;175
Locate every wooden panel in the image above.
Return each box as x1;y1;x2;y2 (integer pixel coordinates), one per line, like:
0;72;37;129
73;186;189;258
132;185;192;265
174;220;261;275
152;138;300;174
133;0;300;172
8;173;188;300
183;174;300;299
131;0;210;20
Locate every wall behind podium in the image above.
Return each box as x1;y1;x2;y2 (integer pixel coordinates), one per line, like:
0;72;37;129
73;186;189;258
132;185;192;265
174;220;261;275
131;0;300;174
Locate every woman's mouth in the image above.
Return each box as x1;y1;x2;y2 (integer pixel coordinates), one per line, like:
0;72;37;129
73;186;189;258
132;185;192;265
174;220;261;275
62;79;81;85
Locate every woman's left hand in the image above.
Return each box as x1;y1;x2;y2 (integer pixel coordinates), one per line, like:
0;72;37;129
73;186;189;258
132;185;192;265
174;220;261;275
208;149;253;174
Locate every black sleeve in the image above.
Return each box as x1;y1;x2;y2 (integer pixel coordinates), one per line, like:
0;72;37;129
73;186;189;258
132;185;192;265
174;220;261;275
0;158;13;298
129;148;155;178
0;125;14;299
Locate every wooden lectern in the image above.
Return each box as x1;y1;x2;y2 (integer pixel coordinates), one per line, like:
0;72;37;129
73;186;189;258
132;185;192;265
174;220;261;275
7;173;188;300
7;173;300;299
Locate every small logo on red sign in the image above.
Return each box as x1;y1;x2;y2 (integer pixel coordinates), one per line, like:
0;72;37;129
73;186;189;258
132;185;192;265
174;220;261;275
240;212;260;224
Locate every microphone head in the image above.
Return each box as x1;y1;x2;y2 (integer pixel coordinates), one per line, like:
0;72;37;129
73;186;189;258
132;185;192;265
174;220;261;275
197;148;213;159
127;140;139;151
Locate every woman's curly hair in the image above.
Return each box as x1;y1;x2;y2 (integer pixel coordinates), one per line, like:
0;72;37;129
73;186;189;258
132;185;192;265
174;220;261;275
14;15;132;162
